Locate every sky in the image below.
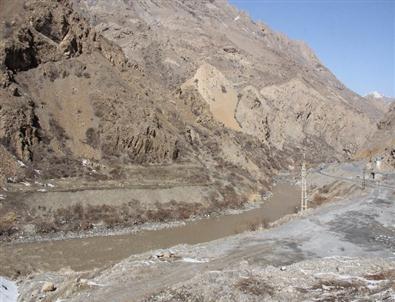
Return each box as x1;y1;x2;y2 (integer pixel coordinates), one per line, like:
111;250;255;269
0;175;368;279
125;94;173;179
229;0;395;97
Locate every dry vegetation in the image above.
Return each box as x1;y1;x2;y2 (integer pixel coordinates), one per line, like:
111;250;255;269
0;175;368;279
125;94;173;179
235;277;274;297
29;200;206;234
0;183;253;239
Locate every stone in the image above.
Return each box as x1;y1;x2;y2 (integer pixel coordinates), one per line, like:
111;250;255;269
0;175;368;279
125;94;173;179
41;281;56;292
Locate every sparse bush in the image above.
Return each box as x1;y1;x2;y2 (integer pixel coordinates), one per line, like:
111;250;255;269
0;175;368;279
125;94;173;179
311;279;366;294
313;193;327;205
364;269;395;281
0;212;18;237
320;185;330;194
85;127;100;148
49;118;69;142
109;166;125;179
35;220;57;233
235;277;274;296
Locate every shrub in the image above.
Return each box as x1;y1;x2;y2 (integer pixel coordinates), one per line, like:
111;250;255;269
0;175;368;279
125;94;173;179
85;127;100;148
35;221;57;233
235;277;274;296
313;193;327;205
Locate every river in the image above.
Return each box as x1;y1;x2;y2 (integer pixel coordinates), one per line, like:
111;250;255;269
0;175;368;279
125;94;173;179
0;183;299;276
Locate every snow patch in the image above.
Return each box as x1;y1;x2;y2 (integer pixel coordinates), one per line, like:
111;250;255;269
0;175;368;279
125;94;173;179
181;257;208;263
87;281;106;287
234;15;240;21
17;160;26;167
0;276;18;302
366;91;383;99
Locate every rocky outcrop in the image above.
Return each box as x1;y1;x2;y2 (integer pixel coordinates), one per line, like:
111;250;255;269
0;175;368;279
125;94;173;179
102;117;180;163
0;145;22;185
0;95;42;162
0;0;127;80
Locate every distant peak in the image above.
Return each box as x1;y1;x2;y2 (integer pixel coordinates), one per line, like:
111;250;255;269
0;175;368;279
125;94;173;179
366;91;384;99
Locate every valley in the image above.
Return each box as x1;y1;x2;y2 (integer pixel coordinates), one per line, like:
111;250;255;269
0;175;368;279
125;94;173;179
0;0;394;301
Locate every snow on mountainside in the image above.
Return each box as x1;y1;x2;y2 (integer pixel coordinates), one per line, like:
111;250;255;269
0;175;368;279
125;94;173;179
365;91;394;101
364;91;394;116
366;91;384;99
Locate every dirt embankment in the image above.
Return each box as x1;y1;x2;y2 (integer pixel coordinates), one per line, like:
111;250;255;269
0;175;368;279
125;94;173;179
0;165;252;241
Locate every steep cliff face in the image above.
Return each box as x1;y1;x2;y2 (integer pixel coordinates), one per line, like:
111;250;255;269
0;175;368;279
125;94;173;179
74;0;380;161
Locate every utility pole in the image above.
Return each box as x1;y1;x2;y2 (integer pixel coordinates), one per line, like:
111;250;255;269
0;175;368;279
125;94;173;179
300;158;308;212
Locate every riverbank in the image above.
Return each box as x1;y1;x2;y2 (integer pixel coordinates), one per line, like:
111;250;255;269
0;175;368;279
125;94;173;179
0;182;299;277
13;167;395;302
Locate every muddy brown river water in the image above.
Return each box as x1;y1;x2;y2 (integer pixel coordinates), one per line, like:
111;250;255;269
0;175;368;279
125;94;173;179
0;183;299;276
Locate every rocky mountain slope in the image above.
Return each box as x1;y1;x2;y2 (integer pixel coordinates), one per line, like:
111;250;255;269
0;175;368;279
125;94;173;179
364;91;393;115
75;0;382;159
0;0;291;239
0;0;386;238
359;102;395;168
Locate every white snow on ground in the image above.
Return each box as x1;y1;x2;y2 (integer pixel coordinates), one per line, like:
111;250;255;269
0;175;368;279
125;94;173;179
181;257;208;263
17;160;26;167
234;15;240;21
86;281;106;287
0;276;18;302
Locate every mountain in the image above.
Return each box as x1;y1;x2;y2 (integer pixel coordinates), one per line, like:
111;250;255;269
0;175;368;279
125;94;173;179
74;0;382;157
365;91;394;102
0;0;386;237
364;91;394;115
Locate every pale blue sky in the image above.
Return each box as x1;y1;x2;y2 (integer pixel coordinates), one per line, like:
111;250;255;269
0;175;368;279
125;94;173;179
230;0;395;97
